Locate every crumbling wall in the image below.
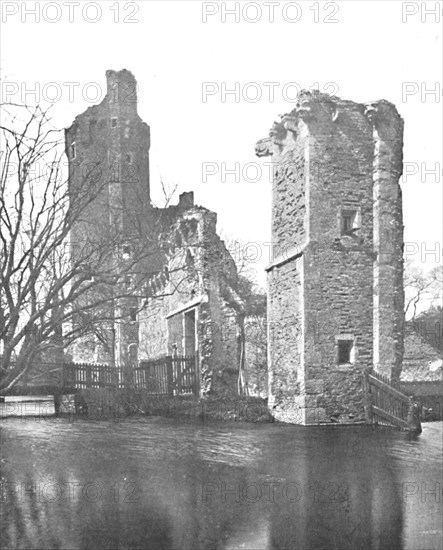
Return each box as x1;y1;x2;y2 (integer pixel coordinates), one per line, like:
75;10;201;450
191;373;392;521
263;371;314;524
66;70;244;401
199;213;243;396
302;97;375;420
257;91;404;423
267;259;303;420
138;293;168;359
369;101;405;380
66;69;152;365
65;69;151;242
244;316;268;398
138;198;244;397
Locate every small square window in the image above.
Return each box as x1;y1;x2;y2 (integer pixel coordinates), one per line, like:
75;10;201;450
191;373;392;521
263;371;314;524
126;153;132;163
111;118;118;128
122;244;131;257
341;209;358;236
338;340;353;364
70;142;76;159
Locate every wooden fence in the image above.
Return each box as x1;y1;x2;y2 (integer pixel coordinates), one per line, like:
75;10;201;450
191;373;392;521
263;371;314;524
63;363;121;390
362;368;422;432
63;355;198;396
136;355;198;396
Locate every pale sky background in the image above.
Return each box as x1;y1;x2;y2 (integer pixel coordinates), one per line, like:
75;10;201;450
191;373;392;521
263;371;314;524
1;0;442;289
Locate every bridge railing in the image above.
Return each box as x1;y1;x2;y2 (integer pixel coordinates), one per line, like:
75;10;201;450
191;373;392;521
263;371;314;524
363;368;422;433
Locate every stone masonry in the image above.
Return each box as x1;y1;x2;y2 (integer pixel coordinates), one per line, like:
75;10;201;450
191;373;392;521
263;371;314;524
65;70;244;396
138;198;244;396
256;91;404;424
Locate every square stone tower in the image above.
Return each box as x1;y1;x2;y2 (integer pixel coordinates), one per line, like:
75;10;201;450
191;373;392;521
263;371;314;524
256;91;404;424
65;69;152;365
66;69;151;242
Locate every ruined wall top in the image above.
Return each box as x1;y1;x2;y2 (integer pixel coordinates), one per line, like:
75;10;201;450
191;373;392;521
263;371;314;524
66;69;142;136
255;90;404;160
105;68;138;106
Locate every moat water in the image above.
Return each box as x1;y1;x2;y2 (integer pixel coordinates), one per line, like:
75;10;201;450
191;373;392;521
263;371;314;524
0;418;441;550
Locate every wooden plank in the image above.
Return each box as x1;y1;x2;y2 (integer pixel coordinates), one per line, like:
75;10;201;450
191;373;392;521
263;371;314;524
372;406;410;429
194;351;200;397
368;375;410;401
362;372;373;422
174;357;183;395
4;395;54;402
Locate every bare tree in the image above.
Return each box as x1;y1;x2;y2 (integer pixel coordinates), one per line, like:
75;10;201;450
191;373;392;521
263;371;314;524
404;259;442;320
0;104;195;393
220;236;268;396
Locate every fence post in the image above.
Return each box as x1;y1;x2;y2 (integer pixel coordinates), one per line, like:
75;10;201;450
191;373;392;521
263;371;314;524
406;397;422;435
86;364;92;389
178;357;184;395
166;356;174;397
99;366;104;389
362;369;373;423
194;352;200;397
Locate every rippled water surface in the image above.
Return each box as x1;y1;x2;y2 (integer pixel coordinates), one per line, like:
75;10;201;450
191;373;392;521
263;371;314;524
1;418;442;549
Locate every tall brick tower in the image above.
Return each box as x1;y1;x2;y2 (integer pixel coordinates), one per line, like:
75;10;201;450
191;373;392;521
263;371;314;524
256;91;404;424
65;69;151;365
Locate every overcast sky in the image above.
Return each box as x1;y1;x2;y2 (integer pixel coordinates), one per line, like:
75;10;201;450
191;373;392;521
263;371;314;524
1;0;441;284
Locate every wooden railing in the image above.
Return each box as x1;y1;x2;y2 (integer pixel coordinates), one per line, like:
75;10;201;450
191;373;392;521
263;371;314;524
63;363;121;390
363;368;422;433
63;355;198;396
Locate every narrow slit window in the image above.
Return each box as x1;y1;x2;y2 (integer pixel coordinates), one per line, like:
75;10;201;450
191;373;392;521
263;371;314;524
128;343;138;366
70;142;76;159
129;307;137;323
186;249;194;268
338;340;354;364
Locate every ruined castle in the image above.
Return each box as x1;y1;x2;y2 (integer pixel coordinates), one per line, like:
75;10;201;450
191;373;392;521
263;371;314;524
65;70;244;396
256;91;405;423
65;70;406;420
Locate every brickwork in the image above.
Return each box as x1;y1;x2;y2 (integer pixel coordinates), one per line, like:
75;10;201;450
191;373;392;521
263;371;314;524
257;91;404;424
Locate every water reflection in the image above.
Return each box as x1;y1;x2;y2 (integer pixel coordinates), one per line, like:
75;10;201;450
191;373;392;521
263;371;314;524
1;419;441;549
